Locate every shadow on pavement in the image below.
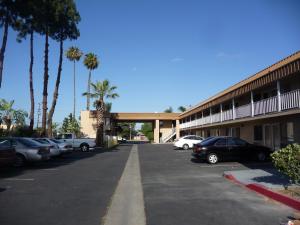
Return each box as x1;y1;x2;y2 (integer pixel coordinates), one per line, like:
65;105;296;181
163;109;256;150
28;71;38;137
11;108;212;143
0;147;121;179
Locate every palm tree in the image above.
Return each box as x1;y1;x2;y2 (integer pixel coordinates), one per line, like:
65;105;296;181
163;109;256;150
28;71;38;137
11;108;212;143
83;53;99;110
47;1;80;137
178;106;186;112
66;46;83;120
83;79;119;146
0;99;28;132
164;106;173;113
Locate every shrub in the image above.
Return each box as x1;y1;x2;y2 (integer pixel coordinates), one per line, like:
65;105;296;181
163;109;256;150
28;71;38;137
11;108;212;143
271;143;300;184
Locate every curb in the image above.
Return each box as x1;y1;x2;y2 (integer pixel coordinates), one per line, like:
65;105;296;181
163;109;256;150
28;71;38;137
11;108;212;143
224;173;300;211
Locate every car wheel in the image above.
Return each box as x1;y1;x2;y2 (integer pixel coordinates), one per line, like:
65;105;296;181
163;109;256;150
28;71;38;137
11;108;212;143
183;144;189;150
13;154;26;167
80;144;89;152
257;152;266;162
207;153;218;164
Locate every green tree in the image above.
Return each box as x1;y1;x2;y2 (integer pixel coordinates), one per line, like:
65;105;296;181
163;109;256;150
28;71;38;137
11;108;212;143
60;113;80;136
83;53;99;110
83;79;119;146
0;0;19;88
65;46;83;121
0;99;28;132
178;106;186;112
141;123;153;141
119;122;137;140
47;0;80;137
164;106;173;113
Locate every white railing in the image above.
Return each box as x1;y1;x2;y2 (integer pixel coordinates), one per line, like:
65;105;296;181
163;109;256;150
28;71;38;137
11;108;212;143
162;128;176;143
211;113;221;123
254;96;278;115
222;109;233;121
180;89;300;130
235;103;251;119
281;89;300;110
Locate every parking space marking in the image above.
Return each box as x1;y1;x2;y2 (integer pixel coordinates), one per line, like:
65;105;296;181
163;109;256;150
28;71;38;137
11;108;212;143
4;178;34;181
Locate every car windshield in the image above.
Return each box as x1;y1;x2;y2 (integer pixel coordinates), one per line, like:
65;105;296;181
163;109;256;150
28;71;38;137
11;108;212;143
50;139;64;144
34;139;49;144
17;138;41;147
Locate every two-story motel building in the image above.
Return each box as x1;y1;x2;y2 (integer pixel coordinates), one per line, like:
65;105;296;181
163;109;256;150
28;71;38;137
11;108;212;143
81;51;300;150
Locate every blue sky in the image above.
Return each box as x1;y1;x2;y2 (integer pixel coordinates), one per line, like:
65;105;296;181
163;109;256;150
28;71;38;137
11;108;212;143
0;0;300;125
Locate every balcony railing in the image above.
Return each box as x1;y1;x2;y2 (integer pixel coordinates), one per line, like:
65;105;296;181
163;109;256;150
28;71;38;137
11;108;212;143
236;103;251;118
281;89;300;110
179;89;300;130
254;96;278;115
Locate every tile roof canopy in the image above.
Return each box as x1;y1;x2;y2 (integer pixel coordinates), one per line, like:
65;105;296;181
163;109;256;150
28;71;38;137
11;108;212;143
180;51;300;119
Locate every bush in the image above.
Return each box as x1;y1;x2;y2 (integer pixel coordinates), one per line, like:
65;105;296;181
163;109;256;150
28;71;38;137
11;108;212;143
271;143;300;184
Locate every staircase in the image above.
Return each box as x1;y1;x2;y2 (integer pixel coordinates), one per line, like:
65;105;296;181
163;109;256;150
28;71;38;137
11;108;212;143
162;128;176;143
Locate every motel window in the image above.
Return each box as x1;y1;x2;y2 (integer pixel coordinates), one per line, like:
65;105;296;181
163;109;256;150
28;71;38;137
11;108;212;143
254;125;263;141
287;122;294;143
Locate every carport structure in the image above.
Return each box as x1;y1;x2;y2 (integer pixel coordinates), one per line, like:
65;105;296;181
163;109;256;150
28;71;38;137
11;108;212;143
81;111;180;143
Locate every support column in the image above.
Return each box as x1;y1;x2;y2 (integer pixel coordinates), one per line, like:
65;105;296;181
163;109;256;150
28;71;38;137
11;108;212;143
154;119;160;144
210;108;212;124
232;98;236;120
176;119;180;140
251;91;254;117
277;80;281;112
220;104;223;122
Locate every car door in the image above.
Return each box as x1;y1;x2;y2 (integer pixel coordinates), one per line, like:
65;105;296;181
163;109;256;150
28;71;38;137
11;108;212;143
227;137;248;160
227;137;240;160
213;138;228;160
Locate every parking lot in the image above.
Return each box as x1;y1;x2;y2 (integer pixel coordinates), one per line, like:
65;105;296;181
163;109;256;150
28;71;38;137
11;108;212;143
0;143;296;225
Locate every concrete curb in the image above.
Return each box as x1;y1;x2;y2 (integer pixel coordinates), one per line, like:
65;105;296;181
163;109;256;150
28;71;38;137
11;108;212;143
224;173;300;211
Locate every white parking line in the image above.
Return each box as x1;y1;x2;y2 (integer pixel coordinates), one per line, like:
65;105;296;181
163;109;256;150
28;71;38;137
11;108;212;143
4;178;34;181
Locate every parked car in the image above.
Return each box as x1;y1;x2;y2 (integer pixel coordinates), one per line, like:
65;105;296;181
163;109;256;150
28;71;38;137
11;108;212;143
192;136;272;164
33;138;61;157
0;139;16;167
57;133;96;152
49;139;73;154
174;135;204;150
0;137;51;167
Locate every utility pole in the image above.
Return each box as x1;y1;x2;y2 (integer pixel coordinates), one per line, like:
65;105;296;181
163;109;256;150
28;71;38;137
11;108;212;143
36;103;41;129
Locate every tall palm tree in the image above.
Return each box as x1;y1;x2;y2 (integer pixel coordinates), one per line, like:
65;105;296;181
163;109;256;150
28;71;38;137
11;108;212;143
83;53;99;110
66;46;83;120
83;79;119;146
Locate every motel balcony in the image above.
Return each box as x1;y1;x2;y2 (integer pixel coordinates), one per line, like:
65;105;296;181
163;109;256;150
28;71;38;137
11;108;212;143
179;88;300;130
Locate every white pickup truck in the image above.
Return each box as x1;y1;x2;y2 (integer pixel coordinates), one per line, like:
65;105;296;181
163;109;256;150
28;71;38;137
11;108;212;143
57;133;96;152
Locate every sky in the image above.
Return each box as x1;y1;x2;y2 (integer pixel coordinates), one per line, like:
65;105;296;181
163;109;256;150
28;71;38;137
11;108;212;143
0;0;300;126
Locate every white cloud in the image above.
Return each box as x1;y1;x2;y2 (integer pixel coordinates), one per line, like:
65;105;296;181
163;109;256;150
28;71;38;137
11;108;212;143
170;57;184;62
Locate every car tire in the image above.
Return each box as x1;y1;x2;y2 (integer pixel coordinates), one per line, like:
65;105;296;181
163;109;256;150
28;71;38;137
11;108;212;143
207;153;218;164
257;152;266;162
13;154;26;167
80;144;89;152
183;144;189;150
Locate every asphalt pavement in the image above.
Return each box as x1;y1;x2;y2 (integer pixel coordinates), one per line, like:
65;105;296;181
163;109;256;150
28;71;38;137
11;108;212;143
0;143;297;225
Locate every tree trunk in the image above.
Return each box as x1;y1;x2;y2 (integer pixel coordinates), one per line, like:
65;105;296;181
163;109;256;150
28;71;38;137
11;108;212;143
73;60;76;120
29;31;35;132
87;70;91;110
47;40;63;137
41;32;49;137
95;99;105;147
0;19;9;88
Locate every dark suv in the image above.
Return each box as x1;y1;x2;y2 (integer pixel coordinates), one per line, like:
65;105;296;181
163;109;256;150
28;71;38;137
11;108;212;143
192;136;272;164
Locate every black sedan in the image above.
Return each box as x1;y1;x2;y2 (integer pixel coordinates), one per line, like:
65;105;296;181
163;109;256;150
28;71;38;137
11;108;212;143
192;136;272;164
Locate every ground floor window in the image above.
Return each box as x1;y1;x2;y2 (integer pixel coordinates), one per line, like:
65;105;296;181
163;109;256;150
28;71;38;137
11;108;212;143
254;125;263;141
287;122;294;143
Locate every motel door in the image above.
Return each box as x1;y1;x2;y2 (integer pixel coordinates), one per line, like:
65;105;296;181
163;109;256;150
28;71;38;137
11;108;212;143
264;124;280;150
